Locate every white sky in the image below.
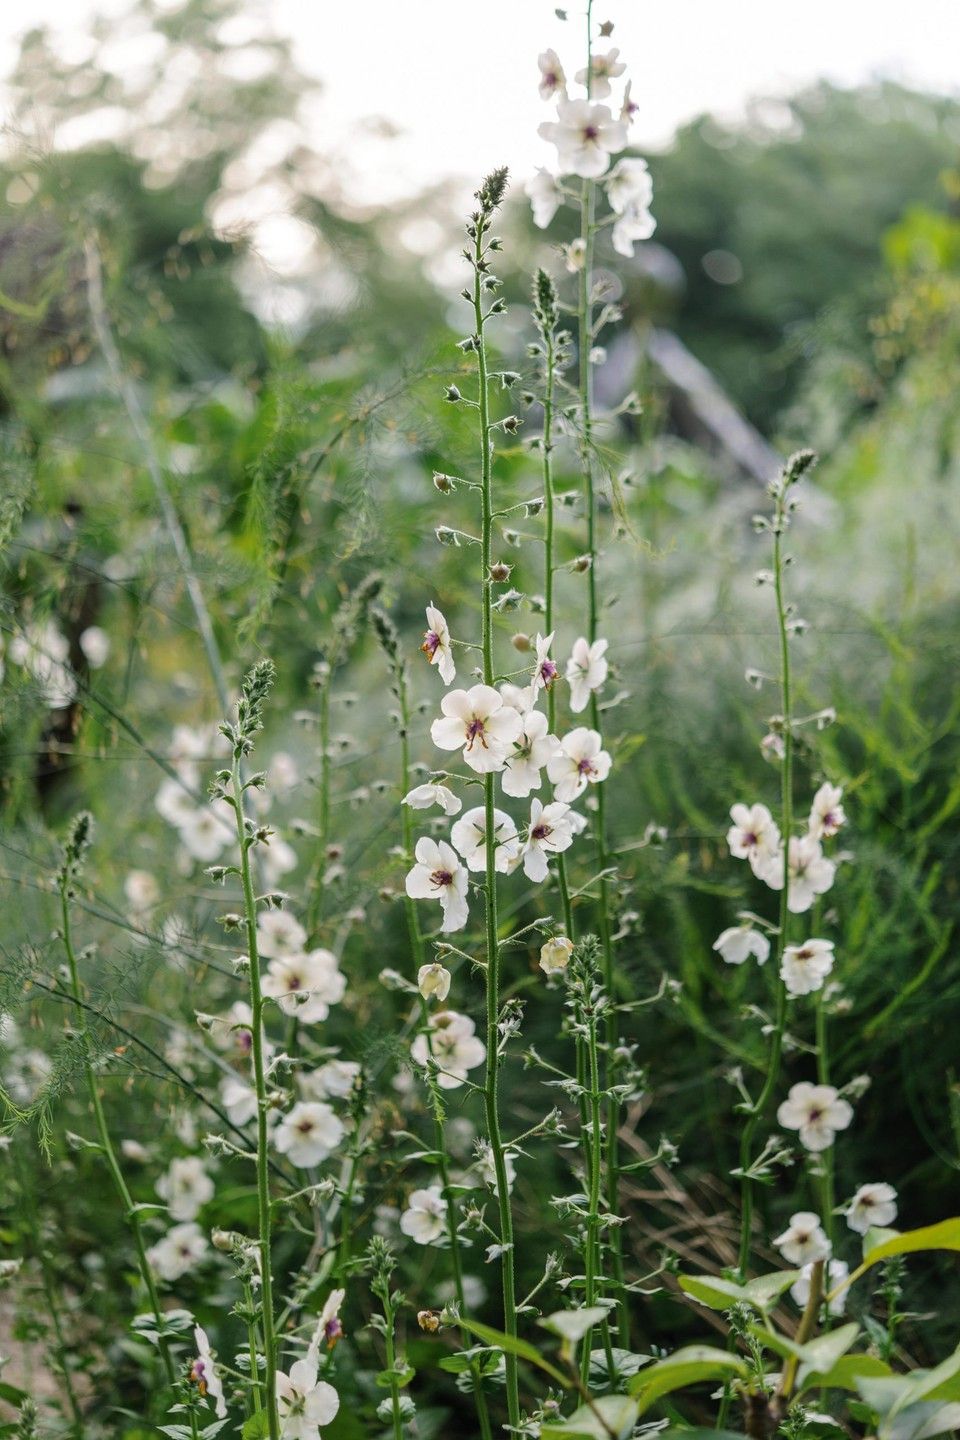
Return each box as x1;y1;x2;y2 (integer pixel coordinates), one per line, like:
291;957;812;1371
2;0;960;205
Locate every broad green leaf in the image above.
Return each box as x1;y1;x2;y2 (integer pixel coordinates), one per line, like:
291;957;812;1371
628;1345;749;1411
241;1415;271;1440
864;1219;960;1267
888;1344;960;1417
659;1430;748;1440
795;1324;861;1390
458;1317;567;1385
541;1395;640;1440
679;1271;798;1314
802;1353;894;1393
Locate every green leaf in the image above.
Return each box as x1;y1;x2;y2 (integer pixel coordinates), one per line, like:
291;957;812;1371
540;1395;640;1440
241;1414;271;1440
540;1306;611;1343
803;1354;894;1393
795;1324;861;1391
458;1317;567;1386
628;1346;750;1412
678;1271;798;1314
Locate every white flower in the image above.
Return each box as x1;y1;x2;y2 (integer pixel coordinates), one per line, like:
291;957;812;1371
312;1287;346;1351
190;1325;227;1419
846;1182;898;1236
526;167;562;229
405;837;470;932
537;47;566;100
124;870;159;913
538;97;628;179
475;1141;516;1195
774;1211;831;1265
301;1060;361;1102
575;47;626;100
147;1222;208;1281
430;685;523;775
256;910;308;958
451;806;521;872
500;680;537;714
791;1258;848;1317
712;925;771;966
276;1355;339;1440
612;209;657;258
263;835;298;887
274;1101;345;1168
10;620;76;709
268;750;300;793
208;1000;253;1056
411;1009;485;1090
418;962;451;1002
402;782;462;816
502;710;559;798
400;1185;447;1245
620;80;639;125
809;783;846;840
565;636;608;713
606;157;653;216
777;1082;853;1152
178;806;230;863
763;835;837;914
781;938;835;997
156;1156;215;1221
79;625;110;668
421;605;456;686
547;727;611;803
531;632;560;693
522;799;577;882
564;238;587;272
727;803;781;877
540;936;574;975
220;1075;258;1126
262;949;346;1023
155;777;198;828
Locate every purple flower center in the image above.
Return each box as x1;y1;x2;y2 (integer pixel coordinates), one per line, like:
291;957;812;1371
465;717;487;746
421;631;440;659
324;1317;344;1347
531;823;550;841
577;757;595;775
431;868;453;888
583;125;600;141
539;659;558;685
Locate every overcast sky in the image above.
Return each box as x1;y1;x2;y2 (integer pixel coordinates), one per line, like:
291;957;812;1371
2;0;960;205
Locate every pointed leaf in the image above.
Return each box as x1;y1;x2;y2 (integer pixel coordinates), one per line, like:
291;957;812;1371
541;1395;640;1440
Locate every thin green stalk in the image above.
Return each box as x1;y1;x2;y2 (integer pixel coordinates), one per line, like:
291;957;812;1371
231;752;281;1440
242;1280;264;1415
471;175;521;1431
580;990;606;1385
306;675;332;935
737;479;796;1277
577;0;627;1342
381;1295;405;1440
816;993;836;1272
393;643;493;1440
58;868;191;1426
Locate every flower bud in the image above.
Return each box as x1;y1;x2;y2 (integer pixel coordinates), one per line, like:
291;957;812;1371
511;632;532;653
417;1310;441;1333
418;962;452;1002
488;561;512;582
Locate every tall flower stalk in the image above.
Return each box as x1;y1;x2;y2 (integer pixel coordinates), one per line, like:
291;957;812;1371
216;660;282;1440
375;606;493;1440
735;449;817;1275
469;167;522;1431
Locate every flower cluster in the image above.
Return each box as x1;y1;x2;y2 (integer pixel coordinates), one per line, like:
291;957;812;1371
527;39;655;256
404;614;610;935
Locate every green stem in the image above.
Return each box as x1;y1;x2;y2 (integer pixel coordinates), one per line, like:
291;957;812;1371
816;993;835;1282
306;677;332;936
243;1280;264;1415
473;199;521;1432
580;995;606;1385
578;0;627;1343
232;758;281;1440
397;659;493;1440
382;1295;405;1440
58;886;192;1427
737;492;795;1278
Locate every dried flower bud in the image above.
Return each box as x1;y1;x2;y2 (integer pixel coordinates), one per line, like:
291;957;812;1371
571;554;592;573
511;633;532;653
489;561;512;582
417;1310;441;1333
433;472;457;493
